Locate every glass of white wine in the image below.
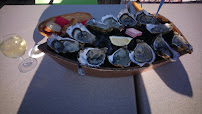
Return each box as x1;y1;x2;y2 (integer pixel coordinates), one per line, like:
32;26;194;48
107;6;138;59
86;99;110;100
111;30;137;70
0;34;37;73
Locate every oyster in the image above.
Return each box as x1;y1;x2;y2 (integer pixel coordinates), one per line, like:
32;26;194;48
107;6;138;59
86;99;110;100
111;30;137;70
62;40;81;53
129;40;156;67
86;18;112;32
172;32;193;54
146;23;173;34
47;34;83;53
78;47;108;67
66;23;96;44
126;1;137;17
108;47;131;67
153;34;180;61
136;10;158;25
51;40;64;53
101;15;124;31
117;8;137;27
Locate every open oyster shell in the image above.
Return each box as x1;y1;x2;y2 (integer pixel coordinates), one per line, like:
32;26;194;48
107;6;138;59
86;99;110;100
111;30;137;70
66;23;96;44
153;34;180;61
86;18;113;33
47;34;83;53
172;32;193;54
129;40;156;67
146;23;173;34
108;47;131;67
78;47;108;67
136;10;158;25
101;15;124;31
117;8;137;27
126;1;138;17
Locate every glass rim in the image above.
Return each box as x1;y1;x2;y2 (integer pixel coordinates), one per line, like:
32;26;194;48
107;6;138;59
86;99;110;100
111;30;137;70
0;33;23;44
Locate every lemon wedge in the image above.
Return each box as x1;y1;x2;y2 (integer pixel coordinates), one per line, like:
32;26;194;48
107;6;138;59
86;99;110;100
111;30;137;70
109;36;133;46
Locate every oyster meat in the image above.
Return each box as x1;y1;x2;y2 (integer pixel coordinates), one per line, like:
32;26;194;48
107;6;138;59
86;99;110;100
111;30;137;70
66;23;96;44
129;40;156;67
108;47;131;67
47;34;83;53
101;15;124;31
172;32;193;54
146;23;173;34
63;40;81;53
117;8;137;27
78;47;108;67
136;10;158;25
153;34;180;61
86;18;112;32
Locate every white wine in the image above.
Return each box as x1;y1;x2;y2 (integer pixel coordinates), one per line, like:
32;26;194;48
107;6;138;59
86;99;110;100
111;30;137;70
0;35;27;58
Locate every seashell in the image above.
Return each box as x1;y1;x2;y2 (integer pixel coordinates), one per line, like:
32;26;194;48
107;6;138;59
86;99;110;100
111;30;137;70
51;40;64;53
66;23;96;44
108;47;131;67
47;34;83;53
136;10;158;25
101;15;124;31
146;23;173;34
129;40;156;67
86;18;113;33
126;1;138;17
117;8;137;27
153;34;180;61
78;47;108;67
172;32;193;54
62;39;81;53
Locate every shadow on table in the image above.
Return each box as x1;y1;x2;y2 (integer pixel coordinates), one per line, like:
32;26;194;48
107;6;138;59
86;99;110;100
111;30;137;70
134;60;192;114
154;60;193;97
18;5;138;114
17;55;137;114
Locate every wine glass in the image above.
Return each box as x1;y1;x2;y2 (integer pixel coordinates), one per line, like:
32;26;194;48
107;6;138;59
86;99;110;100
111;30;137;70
0;34;37;73
28;44;45;59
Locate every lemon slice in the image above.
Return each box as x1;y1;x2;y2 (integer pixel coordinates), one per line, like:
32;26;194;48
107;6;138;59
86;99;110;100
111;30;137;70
109;36;133;46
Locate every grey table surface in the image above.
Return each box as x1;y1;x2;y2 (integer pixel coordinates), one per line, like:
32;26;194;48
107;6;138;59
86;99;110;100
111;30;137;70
0;5;137;114
0;4;202;114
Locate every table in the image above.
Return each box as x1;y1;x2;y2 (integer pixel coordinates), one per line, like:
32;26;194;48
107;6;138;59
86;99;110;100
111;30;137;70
0;4;202;114
0;5;137;114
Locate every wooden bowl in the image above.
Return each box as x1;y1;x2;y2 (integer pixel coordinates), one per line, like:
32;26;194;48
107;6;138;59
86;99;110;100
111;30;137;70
38;14;189;77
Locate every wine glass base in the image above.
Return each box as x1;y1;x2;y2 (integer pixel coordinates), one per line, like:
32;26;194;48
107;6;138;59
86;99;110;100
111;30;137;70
18;58;37;73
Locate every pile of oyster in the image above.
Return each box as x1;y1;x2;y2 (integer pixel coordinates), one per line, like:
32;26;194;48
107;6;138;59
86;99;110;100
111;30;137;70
47;4;193;72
